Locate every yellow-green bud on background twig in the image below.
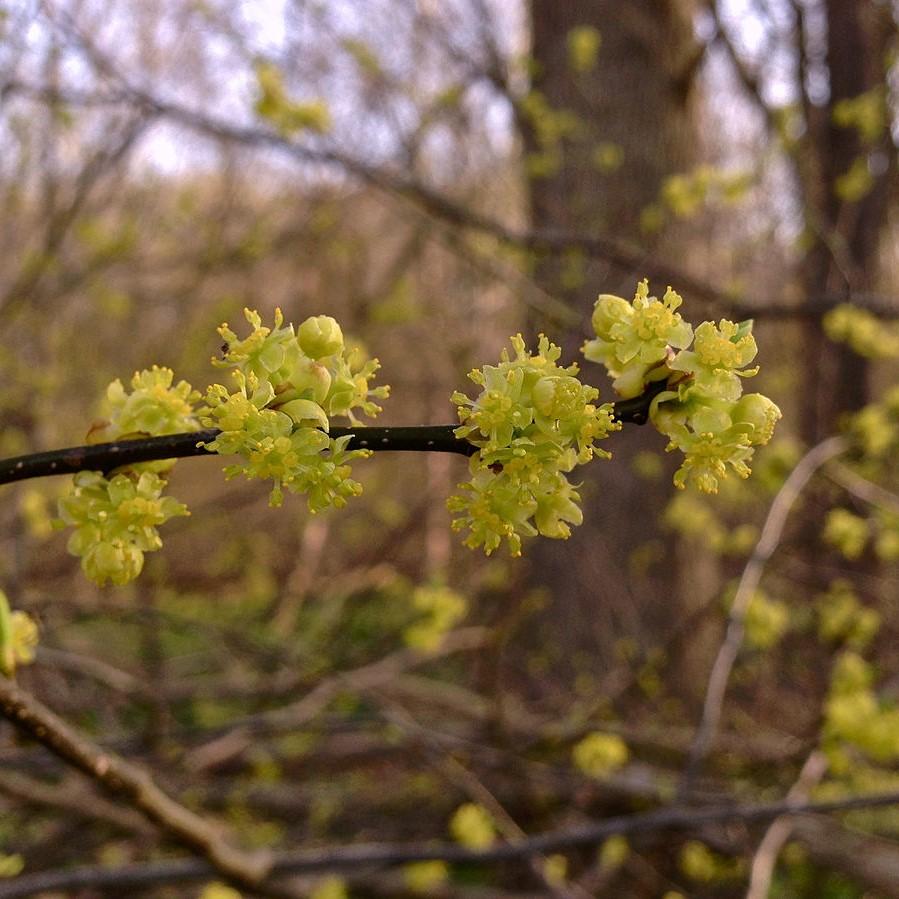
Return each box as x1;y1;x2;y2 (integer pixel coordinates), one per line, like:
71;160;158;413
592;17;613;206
0;589;38;678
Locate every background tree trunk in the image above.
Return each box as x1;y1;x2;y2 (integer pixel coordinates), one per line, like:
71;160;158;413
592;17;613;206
517;0;708;685
799;0;896;442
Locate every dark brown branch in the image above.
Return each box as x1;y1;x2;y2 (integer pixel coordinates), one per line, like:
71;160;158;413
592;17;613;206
0;384;666;487
0;427;470;487
4;791;899;899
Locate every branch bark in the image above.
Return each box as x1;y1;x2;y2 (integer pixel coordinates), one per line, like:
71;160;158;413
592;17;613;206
0;674;273;891
4;790;899;898
0;383;666;487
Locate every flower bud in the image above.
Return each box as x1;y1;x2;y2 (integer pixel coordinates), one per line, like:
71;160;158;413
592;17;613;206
591;294;632;340
298;315;344;358
732;393;781;444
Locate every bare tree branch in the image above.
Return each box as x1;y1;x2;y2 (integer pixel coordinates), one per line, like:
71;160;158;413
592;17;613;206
701;0;778;133
182;626;489;772
826;461;899;516
8;77;899;322
0;114;150;319
377;697;592;899
746;750;828;899
5;790;899;899
0;673;274;891
680;436;848;795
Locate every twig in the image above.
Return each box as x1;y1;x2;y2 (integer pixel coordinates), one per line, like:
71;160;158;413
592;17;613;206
680;436;848;796
0;768;155;837
4;789;899;898
702;0;778;135
0;384;665;487
35;646;154;699
377;698;592;899
790;814;899;898
10;19;899;326
826;461;899;516
0;426;468;486
0;674;273;890
182;626;489;772
746;750;828;899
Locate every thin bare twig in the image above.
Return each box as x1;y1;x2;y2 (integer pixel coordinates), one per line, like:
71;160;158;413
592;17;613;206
9;78;899;322
183;626;489;772
701;0;778;134
826;462;899;516
746;750;828;899
378;698;592;899
4;788;899;899
0;768;155;836
680;436;848;796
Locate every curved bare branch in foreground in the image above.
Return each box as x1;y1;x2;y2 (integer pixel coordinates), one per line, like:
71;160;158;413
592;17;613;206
680;436;848;795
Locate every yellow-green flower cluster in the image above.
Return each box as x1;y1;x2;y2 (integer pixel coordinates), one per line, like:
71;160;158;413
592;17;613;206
583;280;693;399
403;862;449;894
824;304;899;358
822;508;869;560
58;367;199;586
743;589;790;650
254;62;331;135
849;386;899;457
201;308;389;509
825;651;899;764
57;471;189;586
873;509;899;561
817;580;880;649
449;803;495;849
663;492;758;556
0;588;38;678
822;506;899;563
585;281;781;493
832;87;887;144
448;334;619;556
679;840;745;883
572;731;629;779
93;366;201;445
403;584;467;652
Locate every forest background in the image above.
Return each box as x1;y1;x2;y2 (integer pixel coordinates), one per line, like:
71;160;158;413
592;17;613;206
3;0;899;896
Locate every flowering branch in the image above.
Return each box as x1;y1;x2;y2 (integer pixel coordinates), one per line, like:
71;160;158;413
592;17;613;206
0;383;666;488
